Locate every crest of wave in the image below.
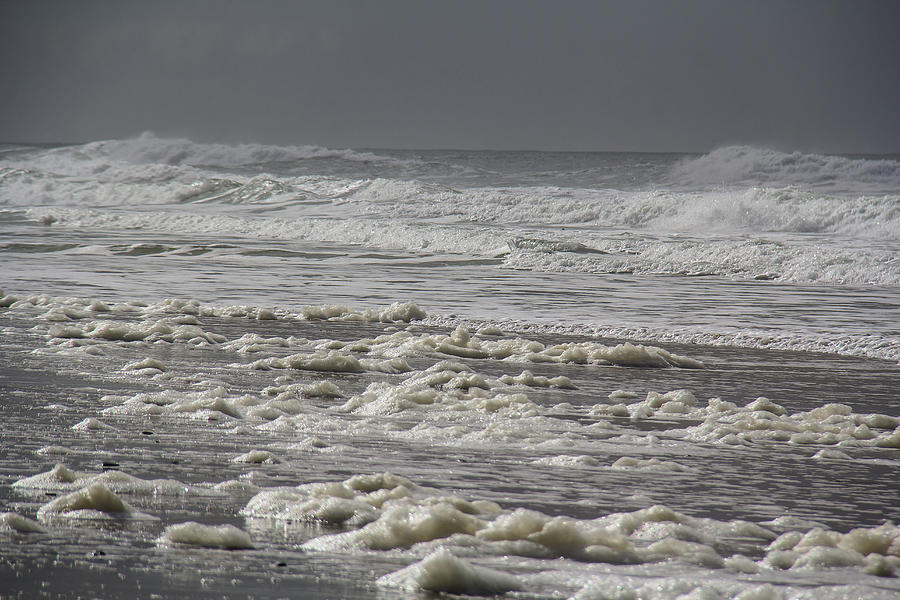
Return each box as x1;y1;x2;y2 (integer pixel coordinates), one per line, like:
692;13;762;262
670;145;900;191
643;188;900;239
65;133;401;167
363;183;900;240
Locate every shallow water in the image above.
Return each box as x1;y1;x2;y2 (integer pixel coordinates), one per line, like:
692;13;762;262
3;213;897;362
2;299;899;599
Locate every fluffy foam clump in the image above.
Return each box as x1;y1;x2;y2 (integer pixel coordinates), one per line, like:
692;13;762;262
159;522;253;549
249;350;409;374
0;512;46;533
300;380;344;397
101;387;250;421
249;473;785;571
339;362;542;418
1;294;110;316
334;361;574;423
222;333;301;354
9;293;424;332
300;301;426;323
241;325;700;371
71;417;117;431
14;464;84;490
122;357;166;374
377;548;521;595
811;448;853;460
532;454;600;468
472;509;636;563
305;501;491;552
36;482;152;522
262;380;343;402
499;369;576;389
246;474;528;558
232;450;279;464
588;390;900;448
683;398;900;448
314;495;771;566
610;457;690;472
14;464;198;497
590;389;698;421
573;579;798;600
100;384;332;423
361;326;703;368
48;318;226;345
242;472;424;527
160;298;424;323
764;523;900;576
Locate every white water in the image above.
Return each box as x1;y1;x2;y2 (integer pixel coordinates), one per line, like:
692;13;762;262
1;135;899;599
1;135;898;361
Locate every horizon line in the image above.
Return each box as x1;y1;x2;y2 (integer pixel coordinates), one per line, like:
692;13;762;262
2;138;900;157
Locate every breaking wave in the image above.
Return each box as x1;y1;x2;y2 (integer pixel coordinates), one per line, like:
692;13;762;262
670;145;900;192
18;132;409;170
86;132;410;167
3;136;898;287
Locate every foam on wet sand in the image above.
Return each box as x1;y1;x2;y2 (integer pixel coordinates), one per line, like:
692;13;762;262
159;522;253;549
2;290;898;599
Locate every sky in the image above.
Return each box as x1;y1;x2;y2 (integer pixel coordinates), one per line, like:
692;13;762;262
2;0;899;152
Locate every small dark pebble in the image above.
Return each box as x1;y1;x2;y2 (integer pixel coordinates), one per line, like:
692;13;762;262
93;550;105;557
275;562;287;567
102;461;119;468
141;431;154;435
45;492;57;497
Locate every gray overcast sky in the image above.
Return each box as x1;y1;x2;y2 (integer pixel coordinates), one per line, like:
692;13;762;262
2;0;899;152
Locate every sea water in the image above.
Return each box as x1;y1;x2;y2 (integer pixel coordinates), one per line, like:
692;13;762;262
0;135;898;599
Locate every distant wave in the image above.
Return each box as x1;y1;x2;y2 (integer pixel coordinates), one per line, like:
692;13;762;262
502;237;900;286
670;145;900;191
73;132;407;167
4;138;899;285
22;205;899;286
4;161;898;240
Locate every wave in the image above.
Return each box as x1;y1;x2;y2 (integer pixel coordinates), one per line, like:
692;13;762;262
4;138;897;240
3;137;898;288
670;146;900;192
641;188;900;239
8;137;900;193
0;134;413;180
75;132;409;167
21;205;899;286
334;182;900;240
3;155;898;239
426;314;900;364
502;237;900;286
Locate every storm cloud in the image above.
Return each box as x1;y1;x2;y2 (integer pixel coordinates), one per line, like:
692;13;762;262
2;0;898;151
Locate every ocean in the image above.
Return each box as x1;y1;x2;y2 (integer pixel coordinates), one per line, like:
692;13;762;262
1;134;898;599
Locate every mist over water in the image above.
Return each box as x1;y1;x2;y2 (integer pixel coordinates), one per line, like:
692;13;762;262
1;135;899;599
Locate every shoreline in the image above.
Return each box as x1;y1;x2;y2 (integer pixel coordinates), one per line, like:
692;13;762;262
2;294;899;599
3;287;898;364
